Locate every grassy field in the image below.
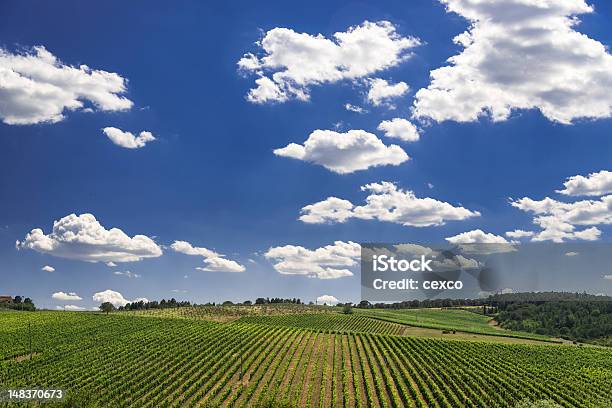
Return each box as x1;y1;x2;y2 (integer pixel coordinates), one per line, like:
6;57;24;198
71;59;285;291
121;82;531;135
357;308;558;342
1;310;611;407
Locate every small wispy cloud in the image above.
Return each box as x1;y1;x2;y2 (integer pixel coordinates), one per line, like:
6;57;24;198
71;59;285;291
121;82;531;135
344;103;367;114
113;271;141;279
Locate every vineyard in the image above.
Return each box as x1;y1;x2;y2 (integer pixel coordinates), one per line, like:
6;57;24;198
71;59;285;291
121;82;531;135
1;311;610;407
238;313;406;335
122;304;334;322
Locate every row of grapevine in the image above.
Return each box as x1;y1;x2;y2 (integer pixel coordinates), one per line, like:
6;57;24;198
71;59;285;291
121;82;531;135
238;313;404;335
124;304;337;322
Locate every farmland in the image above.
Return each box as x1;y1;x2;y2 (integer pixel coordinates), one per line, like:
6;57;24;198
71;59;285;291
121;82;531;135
238;313;406;335
122;304;333;322
1;309;611;407
356;308;557;342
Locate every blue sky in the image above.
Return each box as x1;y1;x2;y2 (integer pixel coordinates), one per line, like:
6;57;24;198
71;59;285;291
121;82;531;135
1;0;611;309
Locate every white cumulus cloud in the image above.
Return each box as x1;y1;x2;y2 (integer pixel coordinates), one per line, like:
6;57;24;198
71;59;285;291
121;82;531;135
300;181;479;227
17;213;162;263
511;195;610;242
377;118;420;142
171;240;245;272
41;265;55;272
102;127;155;149
367;78;409;107
446;229;515;254
92;289;131;307
274;129;409;174
299;197;355;224
413;0;612;124
52;291;82;301
0;46;132;125
238;21;420;103
170;240;219;258
446;229;509;244
265;241;360;279
316;295;339;305
505;229;534;239
557;170;612;196
196;257;245;273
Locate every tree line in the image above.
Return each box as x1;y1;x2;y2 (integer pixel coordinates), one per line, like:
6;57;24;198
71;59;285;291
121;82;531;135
104;297;305;313
354;298;487;309
488;291;611;306
254;297;302;305
0;295;36;311
496;300;612;342
119;298;193;311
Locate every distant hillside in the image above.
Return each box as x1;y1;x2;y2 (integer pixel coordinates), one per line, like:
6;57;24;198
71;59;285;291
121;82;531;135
491;293;612;343
488;292;612;304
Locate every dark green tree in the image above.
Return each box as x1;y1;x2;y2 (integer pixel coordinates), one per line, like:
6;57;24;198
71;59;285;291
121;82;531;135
99;302;115;314
342;305;354;314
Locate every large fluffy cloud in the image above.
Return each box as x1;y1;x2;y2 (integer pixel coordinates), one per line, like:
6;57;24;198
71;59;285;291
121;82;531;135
171;240;245;272
92;289;135;307
52;291;82;301
377;118;420;142
17;213;162;262
41;265;55;272
557;170;612;196
274;129;408;174
102;127;155;149
300;182;480;227
265;241;360;279
367;78;409;107
238;21;420;103
512;196;612;227
413;0;612;124
511;195;609;242
0;46;132;125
